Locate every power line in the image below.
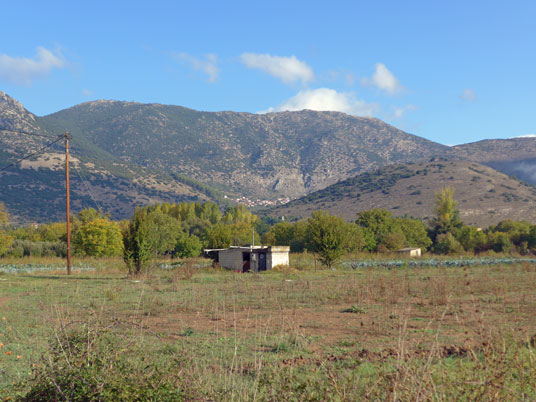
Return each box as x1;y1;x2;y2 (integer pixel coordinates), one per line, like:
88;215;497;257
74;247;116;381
70;148;103;212
0;135;64;173
0;126;58;139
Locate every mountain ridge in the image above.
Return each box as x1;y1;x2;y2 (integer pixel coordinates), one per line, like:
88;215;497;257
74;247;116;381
261;160;536;228
2;91;536;223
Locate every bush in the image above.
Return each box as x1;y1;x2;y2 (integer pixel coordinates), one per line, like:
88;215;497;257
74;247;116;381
433;233;463;255
17;326;185;401
7;239;66;258
174;232;203;258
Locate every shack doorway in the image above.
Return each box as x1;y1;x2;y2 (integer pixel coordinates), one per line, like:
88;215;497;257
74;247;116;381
242;252;251;272
258;252;267;271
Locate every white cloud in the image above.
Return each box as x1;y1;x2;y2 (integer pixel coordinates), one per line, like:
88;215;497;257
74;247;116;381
82;89;93;96
174;53;220;82
362;63;403;95
0;47;64;85
512;134;536;138
259;88;377;116
393;104;416;118
460;88;477;102
241;53;314;85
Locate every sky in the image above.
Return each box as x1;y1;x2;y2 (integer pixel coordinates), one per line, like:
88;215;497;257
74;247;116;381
1;0;534;145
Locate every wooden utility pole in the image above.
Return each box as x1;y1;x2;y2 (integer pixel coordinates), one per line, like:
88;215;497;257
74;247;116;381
65;131;71;275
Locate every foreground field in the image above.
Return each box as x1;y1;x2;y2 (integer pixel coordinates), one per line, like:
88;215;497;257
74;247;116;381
1;258;536;400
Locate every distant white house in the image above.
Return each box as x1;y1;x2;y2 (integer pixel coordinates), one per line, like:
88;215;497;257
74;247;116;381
396;247;422;257
204;246;290;272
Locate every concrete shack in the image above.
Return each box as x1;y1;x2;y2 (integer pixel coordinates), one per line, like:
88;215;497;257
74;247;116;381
204;246;290;272
396;247;422;257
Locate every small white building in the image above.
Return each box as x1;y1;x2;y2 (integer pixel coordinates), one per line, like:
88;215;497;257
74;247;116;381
396;247;422;257
204;246;290;272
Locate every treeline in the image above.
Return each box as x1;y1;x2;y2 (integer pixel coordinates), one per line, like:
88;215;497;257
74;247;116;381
2;187;536;269
0;202;261;264
266;187;536;259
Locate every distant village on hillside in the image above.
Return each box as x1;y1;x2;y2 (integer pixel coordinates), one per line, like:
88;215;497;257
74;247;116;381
223;194;293;208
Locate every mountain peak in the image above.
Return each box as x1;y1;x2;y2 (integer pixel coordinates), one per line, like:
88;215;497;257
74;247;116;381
0;91;29;115
0;92;37;130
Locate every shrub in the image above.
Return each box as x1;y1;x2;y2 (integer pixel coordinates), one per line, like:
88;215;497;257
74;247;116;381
17;326;185;401
433;233;463;254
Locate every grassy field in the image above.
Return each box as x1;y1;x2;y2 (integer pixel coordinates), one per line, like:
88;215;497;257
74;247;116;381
1;256;536;400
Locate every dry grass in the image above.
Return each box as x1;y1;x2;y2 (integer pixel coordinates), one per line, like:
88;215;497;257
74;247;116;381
1;259;535;400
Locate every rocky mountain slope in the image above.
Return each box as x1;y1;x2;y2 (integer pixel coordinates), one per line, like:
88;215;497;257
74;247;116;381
0;92;215;223
3;90;536;224
453;138;536;185
262;160;536;228
0;91;454;222
41;101;451;198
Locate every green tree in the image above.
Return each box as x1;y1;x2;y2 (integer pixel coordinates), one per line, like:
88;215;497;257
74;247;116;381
123;208;181;274
222;204;259;225
0;202;8;226
174;232;203;258
204;223;232;249
0;203;13;257
306;211;353;268
356;209;394;251
393;217;432;249
434;233;463;255
378;231;406;252
38;222;67;242
487;231;511;253
490;220;531;254
528;225;536;251
72;218;123;257
262;221;295;246
262;220;314;252
429;187;464;242
457;226;487;253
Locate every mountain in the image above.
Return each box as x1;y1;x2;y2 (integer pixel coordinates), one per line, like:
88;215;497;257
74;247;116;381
453;138;536;185
0;93;217;223
0;92;454;222
40;101;451;198
3;91;536;225
261;160;536;228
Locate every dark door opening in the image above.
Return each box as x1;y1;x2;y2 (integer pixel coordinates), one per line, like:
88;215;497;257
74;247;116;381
258;253;267;271
242;252;251;273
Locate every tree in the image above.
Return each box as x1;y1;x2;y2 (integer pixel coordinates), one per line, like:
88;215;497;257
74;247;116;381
38;222;67;242
174;232;203;258
490;220;531;254
262;221;295;246
434;233;463;255
457;226;487;253
356;209;394;251
204;223;232;249
306;211;353;269
487;231;511;253
378;231;406;252
429;186;464;242
0;203;8;227
72;217;123;257
393;217;432;249
0;203;13;257
222;204;259;225
123;208;181;275
344;223;367;253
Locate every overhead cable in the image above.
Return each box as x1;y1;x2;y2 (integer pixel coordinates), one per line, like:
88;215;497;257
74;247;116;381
0;135;64;173
0;126;58;139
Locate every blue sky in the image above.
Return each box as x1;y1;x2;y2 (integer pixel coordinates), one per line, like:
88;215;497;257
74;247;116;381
1;0;534;145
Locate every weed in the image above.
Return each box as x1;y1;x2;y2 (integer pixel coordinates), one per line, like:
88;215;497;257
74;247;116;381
342;305;366;314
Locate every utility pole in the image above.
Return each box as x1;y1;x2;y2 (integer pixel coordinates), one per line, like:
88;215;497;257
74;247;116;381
65;131;71;275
